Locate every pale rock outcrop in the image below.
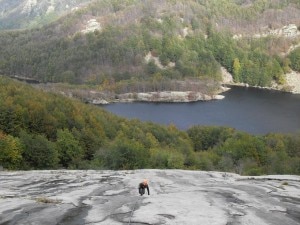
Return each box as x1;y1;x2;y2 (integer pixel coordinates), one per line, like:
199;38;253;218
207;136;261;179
221;67;233;84
118;91;224;102
82;19;101;34
285;70;300;94
144;52;175;69
46;0;55;14
46;6;55;14
179;27;189;39
156;18;163;23
281;24;299;37
233;24;300;39
21;0;37;14
90;99;109;105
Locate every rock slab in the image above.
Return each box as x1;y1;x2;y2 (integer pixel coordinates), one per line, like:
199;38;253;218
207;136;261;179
0;170;299;225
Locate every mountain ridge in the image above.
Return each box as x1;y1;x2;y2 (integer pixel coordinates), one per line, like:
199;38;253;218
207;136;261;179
0;0;299;97
0;0;91;30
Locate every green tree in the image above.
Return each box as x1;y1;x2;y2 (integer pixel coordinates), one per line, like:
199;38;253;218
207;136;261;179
187;126;234;151
146;60;158;74
0;131;23;169
167;150;185;169
285;134;300;158
20;131;58;169
0;102;24;136
288;48;300;72
104;135;149;170
215;133;267;174
266;59;284;84
149;148;169;168
59;70;76;84
281;57;291;73
232;58;241;82
194;151;218;171
161;36;183;63
56;129;84;168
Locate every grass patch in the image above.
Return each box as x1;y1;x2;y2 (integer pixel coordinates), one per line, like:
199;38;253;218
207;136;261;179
36;197;61;204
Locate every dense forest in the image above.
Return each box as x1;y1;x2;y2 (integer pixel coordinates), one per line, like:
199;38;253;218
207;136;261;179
0;77;299;175
0;0;300;175
0;0;299;93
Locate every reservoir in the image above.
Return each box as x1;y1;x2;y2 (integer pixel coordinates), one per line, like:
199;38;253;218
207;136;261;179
102;86;300;135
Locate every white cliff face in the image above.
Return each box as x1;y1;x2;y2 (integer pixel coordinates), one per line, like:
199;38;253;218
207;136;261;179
281;24;299;37
46;6;55;14
81;19;101;33
233;24;300;39
285;70;300;94
46;0;55;14
221;67;233;84
0;170;299;225
261;24;300;38
21;0;37;14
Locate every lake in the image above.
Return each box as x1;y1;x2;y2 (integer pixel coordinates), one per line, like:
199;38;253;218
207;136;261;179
102;86;300;134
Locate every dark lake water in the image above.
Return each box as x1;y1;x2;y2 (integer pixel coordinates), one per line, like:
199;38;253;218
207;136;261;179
102;86;300;134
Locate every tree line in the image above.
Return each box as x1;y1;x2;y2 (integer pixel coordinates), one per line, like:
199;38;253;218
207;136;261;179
0;77;299;175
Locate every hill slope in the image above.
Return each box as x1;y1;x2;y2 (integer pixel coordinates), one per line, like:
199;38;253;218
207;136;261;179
1;76;300;174
0;0;299;92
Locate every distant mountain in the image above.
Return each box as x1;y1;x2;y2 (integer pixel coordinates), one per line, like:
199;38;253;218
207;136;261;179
0;0;91;30
1;0;299;34
0;0;299;90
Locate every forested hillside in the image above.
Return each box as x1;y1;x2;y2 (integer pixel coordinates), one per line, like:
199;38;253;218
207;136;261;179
0;1;300;174
0;0;299;93
0;77;299;175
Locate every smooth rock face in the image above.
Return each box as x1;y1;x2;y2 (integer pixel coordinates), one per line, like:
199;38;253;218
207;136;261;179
285;70;300;94
0;170;299;225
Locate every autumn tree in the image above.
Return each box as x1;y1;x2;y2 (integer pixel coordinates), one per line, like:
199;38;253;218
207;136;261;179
232;58;241;82
0;131;23;169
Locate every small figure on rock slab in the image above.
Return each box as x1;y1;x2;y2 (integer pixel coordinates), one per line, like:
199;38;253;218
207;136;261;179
138;179;150;196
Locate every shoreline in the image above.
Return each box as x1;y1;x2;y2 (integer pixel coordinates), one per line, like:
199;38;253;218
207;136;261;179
223;83;286;92
90;86;230;105
91;92;226;105
89;82;300;105
98;70;300;105
115;90;226;103
30;71;300;105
